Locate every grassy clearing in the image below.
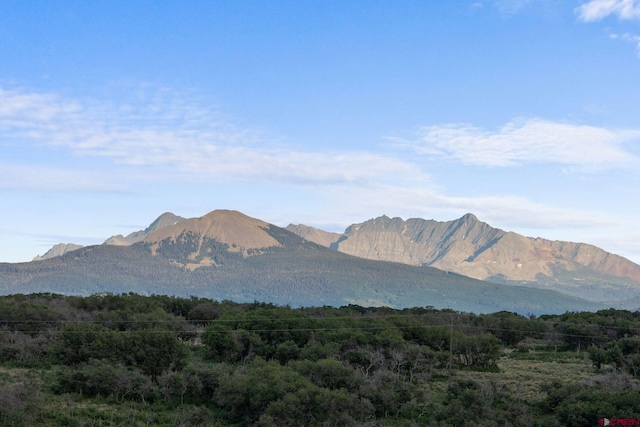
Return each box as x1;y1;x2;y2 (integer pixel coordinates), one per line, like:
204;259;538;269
455;348;640;406
457;351;591;402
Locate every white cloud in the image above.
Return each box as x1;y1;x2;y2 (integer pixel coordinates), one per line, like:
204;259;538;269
610;32;640;55
576;0;640;22
268;180;632;263
0;86;430;190
395;118;640;168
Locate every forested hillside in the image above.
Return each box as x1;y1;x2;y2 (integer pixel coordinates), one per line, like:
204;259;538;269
1;293;639;426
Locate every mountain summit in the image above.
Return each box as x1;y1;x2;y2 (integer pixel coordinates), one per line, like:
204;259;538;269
142;210;283;269
144;210;280;250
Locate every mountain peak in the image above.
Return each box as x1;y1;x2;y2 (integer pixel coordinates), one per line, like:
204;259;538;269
103;212;186;246
145;212;184;233
460;213;479;222
143;209;281;254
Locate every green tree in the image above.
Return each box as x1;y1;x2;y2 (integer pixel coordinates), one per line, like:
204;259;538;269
289;358;362;392
215;358;313;423
260;385;372;426
123;328;188;382
54;322;117;365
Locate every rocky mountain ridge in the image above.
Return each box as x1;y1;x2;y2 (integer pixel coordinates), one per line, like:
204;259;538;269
286;214;640;302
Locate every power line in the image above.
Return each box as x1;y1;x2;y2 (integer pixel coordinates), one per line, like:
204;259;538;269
2;323;638;342
0;318;631;334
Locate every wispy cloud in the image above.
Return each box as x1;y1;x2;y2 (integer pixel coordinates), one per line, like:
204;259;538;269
0;163;126;192
576;0;640;22
492;0;537;16
0;86;429;190
393;118;640;168
280;179;630;259
610;32;640;55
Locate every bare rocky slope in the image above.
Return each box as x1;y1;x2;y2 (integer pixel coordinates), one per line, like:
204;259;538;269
285;224;343;248
142;210;283;270
287;214;640;302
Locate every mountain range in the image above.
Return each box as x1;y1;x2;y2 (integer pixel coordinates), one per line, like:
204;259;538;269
4;209;639;314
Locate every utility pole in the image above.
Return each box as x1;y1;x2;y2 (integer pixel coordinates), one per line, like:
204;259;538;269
448;314;453;375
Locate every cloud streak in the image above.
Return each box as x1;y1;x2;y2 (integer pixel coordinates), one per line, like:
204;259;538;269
576;0;640;22
395;119;640;168
0;163;127;192
326;182;624;230
0;86;429;189
491;0;537;16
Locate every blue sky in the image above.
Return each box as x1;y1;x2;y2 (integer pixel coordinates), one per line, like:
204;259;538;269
2;0;640;263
